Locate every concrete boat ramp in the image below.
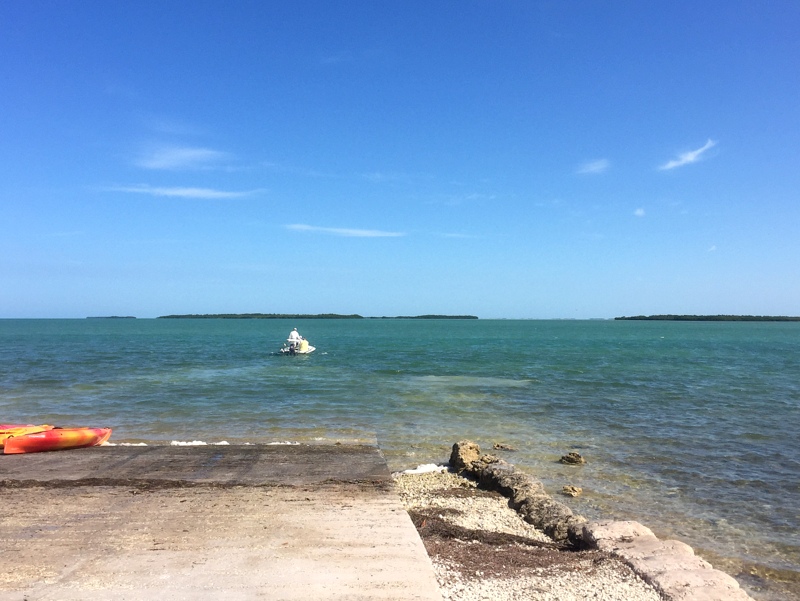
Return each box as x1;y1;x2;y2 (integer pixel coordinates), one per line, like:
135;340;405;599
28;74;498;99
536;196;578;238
0;445;443;601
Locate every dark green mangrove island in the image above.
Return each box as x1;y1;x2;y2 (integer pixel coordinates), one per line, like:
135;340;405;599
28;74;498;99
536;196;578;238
615;315;800;322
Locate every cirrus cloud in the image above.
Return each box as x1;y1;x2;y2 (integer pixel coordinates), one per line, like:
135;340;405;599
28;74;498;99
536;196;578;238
577;159;610;174
659;139;717;170
286;224;405;238
109;184;259;199
136;145;231;170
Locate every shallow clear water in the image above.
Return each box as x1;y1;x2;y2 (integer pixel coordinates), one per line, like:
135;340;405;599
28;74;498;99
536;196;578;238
1;318;798;599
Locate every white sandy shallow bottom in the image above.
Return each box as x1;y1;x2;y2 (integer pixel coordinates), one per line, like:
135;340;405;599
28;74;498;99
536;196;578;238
394;470;662;601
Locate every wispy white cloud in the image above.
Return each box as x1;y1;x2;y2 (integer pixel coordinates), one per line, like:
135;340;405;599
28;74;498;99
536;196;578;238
659;139;717;170
136;146;231;170
634;208;646;217
577;159;610;174
708;245;717;252
110;185;258;199
286;224;405;238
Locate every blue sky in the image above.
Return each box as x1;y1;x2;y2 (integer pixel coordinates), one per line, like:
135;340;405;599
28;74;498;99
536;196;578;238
2;1;799;318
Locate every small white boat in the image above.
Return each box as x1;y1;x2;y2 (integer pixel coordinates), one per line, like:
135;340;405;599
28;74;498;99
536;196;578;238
279;338;316;355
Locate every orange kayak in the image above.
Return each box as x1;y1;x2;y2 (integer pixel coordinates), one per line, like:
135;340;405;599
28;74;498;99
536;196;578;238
3;427;112;454
0;424;54;448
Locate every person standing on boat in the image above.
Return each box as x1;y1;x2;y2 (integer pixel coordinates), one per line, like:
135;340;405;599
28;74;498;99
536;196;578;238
287;328;303;352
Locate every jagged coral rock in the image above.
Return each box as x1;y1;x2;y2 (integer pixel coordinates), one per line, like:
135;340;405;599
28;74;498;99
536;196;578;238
449;440;585;542
449;440;481;472
560;451;586;465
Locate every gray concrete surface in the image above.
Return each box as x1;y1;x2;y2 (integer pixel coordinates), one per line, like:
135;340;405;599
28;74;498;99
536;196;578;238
0;445;443;601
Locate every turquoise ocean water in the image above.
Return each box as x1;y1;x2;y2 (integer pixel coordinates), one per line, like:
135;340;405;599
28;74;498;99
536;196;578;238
1;318;798;600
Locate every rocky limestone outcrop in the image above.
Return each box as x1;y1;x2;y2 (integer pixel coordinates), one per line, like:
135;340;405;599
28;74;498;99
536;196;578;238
447;440;754;601
560;451;586;465
449;440;586;541
449;439;481;472
582;520;753;601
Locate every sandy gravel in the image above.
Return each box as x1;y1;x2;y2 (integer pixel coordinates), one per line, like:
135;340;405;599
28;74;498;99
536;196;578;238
394;469;662;601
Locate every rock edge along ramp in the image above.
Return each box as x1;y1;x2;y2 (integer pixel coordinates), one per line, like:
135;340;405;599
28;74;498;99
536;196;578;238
0;445;443;601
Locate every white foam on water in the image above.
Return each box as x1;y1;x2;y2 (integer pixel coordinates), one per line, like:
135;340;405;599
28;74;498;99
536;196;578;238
105;442;148;446
170;440;230;446
402;463;448;474
266;441;300;446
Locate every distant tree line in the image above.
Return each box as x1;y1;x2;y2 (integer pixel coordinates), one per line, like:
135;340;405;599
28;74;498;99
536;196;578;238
615;315;800;322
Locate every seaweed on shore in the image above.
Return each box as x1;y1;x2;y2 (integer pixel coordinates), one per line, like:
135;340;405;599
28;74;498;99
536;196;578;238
408;509;618;579
409;509;561;550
